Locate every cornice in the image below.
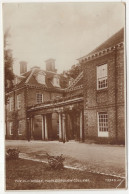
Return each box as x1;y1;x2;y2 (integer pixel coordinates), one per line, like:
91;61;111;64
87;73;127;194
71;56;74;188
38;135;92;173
78;42;124;64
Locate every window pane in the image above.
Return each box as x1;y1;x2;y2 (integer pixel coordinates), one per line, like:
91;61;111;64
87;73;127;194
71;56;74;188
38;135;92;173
97;64;108;89
36;93;43;103
98;113;108;132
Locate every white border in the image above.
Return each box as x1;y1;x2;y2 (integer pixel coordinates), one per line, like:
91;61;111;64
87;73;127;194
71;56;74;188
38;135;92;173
0;1;128;194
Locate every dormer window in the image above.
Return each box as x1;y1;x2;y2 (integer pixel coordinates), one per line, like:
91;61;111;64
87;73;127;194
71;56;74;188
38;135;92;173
53;76;60;87
36;72;46;85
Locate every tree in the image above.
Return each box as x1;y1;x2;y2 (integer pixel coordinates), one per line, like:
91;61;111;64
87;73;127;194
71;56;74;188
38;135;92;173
60;72;69;88
12;110;19;139
65;63;83;79
4;28;14;103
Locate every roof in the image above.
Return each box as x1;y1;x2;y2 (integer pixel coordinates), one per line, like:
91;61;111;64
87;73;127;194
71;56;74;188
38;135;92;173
12;68;65;91
66;71;83;92
14;71;31;89
78;28;124;61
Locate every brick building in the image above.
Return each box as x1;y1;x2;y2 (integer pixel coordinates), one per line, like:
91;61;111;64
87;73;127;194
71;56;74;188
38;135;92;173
78;28;125;143
5;28;125;143
5;59;84;141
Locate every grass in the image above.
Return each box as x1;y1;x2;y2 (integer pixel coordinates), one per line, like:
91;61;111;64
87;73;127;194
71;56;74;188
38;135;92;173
6;158;125;190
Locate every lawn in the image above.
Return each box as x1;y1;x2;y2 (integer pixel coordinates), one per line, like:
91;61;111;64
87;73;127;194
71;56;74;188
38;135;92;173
5;140;125;178
6;159;125;190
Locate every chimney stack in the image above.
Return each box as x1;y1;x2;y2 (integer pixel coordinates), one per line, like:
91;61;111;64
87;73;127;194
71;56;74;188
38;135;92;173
20;61;27;75
45;58;57;73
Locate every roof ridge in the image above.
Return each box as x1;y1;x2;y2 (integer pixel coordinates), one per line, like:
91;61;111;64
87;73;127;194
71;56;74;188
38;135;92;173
66;71;83;90
25;69;35;84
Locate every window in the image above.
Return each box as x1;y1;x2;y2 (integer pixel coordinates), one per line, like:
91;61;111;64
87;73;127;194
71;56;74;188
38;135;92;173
97;64;107;90
98;112;108;137
36;73;46;85
9;122;13;135
53;77;60;87
36;93;43;103
17;94;21;109
9;97;13;111
18;121;22;135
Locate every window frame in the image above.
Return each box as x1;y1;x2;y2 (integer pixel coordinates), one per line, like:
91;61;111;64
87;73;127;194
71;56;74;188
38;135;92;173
9;122;13;135
53;76;60;87
36;73;46;85
97;112;108;137
97;64;108;90
36;93;43;104
17;94;21;110
9;97;13;112
18;120;22;135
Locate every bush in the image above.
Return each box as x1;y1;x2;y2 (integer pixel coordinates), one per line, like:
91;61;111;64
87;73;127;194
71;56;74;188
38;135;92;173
46;153;65;170
6;148;20;160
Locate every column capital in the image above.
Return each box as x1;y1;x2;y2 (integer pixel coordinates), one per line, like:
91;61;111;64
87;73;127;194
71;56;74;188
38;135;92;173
62;113;66;119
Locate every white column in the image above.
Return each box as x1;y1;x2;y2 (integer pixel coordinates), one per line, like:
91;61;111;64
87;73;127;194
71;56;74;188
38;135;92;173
80;110;83;141
30;117;34;140
58;113;62;141
62;114;66;142
27;118;31;141
41;115;45;140
32;117;34;137
44;115;48;140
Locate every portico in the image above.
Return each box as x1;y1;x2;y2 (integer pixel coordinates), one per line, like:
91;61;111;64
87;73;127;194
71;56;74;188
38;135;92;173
27;96;84;142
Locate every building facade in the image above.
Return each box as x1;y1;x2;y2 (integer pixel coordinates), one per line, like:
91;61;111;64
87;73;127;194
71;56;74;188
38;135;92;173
5;59;84;142
78;28;125;143
5;28;125;143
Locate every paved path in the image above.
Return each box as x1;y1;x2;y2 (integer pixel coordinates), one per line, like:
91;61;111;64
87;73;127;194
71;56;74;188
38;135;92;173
5;140;126;177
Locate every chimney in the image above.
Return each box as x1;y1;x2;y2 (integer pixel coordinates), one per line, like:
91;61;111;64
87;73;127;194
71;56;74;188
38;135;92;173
20;61;27;75
45;58;57;73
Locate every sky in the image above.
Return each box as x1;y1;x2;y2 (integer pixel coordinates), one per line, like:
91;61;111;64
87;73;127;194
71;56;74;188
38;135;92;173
3;2;125;75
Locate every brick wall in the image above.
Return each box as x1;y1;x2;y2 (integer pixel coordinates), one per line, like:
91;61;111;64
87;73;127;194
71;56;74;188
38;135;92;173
6;88;27;139
116;48;125;142
83;46;125;143
27;88;63;107
66;88;83;97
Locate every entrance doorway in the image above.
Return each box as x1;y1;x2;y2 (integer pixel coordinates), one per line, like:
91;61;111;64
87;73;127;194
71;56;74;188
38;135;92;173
68;112;80;140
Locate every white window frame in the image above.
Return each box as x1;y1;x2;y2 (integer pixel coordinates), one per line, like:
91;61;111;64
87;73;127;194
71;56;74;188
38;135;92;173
97;112;108;137
36;93;43;104
18;121;22;135
9;122;13;135
17;94;21;109
53;77;60;87
9;97;13;112
97;64;108;90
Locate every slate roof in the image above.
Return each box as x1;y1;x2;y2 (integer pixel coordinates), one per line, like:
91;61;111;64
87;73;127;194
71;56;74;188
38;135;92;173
13;71;31;89
13;68;64;91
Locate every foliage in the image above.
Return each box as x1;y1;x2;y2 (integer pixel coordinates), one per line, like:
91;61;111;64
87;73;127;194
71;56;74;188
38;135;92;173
60;73;68;88
4;28;14;104
65;63;83;79
46;153;65;170
6;148;20;160
12;110;19;139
